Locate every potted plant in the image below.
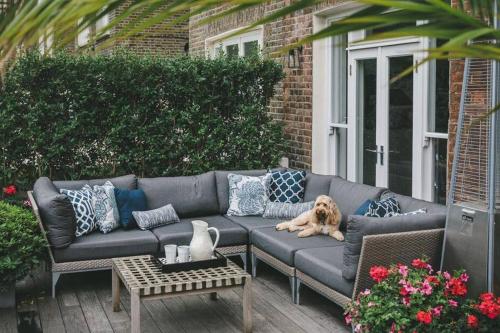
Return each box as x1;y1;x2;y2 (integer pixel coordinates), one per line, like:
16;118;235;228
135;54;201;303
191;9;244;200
0;197;45;308
345;258;500;332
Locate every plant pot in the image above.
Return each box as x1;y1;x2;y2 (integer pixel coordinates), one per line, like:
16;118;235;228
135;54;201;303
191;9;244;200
0;282;15;308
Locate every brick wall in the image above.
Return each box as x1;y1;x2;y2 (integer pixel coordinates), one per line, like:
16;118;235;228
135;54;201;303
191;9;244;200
190;1;338;170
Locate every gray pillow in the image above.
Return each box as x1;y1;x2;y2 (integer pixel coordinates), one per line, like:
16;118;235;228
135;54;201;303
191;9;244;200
227;173;269;216
132;204;180;230
263;201;314;220
342;213;446;280
33;177;76;248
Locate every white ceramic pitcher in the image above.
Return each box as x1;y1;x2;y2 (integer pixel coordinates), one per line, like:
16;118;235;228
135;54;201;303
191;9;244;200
189;220;220;261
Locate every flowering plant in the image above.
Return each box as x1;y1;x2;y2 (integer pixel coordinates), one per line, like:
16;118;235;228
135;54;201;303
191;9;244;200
345;258;500;332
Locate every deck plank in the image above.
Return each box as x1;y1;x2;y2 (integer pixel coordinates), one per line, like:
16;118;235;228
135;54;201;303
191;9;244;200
119;286;162;333
142;299;186;333
181;295;236;333
95;287;131;333
161;296;209;333
76;286;114;333
0;307;18;333
37;295;66;333
56;285;90;333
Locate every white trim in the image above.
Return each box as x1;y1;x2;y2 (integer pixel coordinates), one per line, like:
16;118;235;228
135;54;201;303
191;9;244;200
96;13;111;37
205;26;263;58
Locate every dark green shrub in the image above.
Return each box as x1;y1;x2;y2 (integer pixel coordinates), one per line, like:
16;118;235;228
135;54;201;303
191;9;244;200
0;51;285;188
0;202;46;285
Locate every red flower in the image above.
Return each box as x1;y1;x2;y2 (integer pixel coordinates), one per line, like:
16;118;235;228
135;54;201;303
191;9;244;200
369;266;389;283
425;275;440;286
3;184;16;196
467;314;479;328
446;278;467;296
480;293;495;302
412;259;429;269
416;310;432;325
477;298;500;319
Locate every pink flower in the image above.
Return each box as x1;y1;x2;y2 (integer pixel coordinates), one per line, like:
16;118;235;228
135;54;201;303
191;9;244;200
443;271;451;280
402;296;411;307
367;302;376;307
420;280;433;296
344;314;352;325
432;306;443;317
459;273;469;282
448;299;458;307
400;282;418;296
360;289;371;296
354;324;362;332
398;265;409;278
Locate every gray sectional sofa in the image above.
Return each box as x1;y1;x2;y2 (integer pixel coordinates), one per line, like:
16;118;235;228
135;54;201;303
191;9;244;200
29;170;446;308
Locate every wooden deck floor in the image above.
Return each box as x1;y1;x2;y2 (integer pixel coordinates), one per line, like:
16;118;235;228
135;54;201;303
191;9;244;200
1;259;349;333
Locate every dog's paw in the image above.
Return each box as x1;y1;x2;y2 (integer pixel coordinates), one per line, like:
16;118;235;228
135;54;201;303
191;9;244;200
330;231;344;241
288;225;299;232
275;223;287;231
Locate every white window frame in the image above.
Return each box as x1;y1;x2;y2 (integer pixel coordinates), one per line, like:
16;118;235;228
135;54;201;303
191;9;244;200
77;18;91;47
205;26;263;58
95;13;111;37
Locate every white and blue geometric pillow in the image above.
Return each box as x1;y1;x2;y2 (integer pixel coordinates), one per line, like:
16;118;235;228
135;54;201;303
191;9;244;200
392;208;427;217
364;197;401;218
61;187;97;237
267;170;306;204
83;181;120;234
227;173;270;216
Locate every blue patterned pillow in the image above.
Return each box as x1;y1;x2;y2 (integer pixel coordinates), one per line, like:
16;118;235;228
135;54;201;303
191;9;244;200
60;187;97;237
268;170;306;204
227;174;269;216
364;197;401;217
263;201;314;220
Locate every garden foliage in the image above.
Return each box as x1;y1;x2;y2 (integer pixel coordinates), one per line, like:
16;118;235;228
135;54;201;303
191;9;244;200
0;51;284;188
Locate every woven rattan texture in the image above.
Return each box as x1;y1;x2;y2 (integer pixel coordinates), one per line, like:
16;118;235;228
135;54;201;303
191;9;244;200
353;229;444;297
113;255;249;296
251;245;295;276
296;270;350;308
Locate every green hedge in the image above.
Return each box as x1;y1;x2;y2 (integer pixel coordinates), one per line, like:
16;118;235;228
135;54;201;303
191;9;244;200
0;51;285;188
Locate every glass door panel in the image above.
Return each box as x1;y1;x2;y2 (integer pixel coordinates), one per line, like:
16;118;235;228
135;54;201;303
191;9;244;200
356;58;377;186
388;56;413;196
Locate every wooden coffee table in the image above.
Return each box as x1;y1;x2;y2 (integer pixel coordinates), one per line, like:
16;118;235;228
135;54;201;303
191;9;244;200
111;255;252;333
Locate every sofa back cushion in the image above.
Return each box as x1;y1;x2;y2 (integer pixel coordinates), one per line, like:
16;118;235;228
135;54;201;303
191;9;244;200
387;192;446;215
303;173;334;202
33;177;76;248
215;170;268;214
53;174;137;191
328;177;386;224
342;213;446;280
138;171;219;218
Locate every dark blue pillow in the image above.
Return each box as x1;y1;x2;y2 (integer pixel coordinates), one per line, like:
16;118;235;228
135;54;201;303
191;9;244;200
354;199;372;215
268;170;306;204
114;188;147;229
364;197;401;218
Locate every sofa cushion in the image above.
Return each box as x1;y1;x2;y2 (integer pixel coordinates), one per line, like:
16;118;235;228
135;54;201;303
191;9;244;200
152;215;248;249
343;213;446;280
33;177;76;248
53;174;137;191
225;215;281;233
328;177;386;224
303;173;334;202
295;246;353;297
388;193;447;215
138;171;219;218
52;228;158;262
251;227;344;266
215;170;267;214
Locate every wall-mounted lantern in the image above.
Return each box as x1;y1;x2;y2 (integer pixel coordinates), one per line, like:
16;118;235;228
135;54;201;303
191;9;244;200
287;46;303;69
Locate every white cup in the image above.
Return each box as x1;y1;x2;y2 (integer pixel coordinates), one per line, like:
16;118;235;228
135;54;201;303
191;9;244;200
177;246;190;263
164;244;177;264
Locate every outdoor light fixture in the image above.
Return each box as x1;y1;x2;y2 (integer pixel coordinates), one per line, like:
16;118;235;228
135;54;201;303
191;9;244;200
288;46;303;68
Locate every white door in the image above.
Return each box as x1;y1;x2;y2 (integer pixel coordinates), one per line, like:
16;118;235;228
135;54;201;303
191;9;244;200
347;41;424;197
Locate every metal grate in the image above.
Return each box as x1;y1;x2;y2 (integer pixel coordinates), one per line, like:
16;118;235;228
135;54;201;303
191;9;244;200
451;58;492;209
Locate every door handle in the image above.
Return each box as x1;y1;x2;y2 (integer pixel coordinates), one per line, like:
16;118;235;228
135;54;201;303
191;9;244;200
365;146;384;166
365;148;378;153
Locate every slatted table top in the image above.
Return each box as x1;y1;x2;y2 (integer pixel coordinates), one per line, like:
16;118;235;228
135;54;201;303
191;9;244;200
112;255;250;296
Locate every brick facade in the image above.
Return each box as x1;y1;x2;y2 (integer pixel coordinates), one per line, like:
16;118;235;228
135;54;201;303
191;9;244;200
190;1;339;170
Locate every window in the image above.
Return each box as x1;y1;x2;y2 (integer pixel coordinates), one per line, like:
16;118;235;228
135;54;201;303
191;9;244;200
206;27;263;58
77;18;91;47
96;13;110;37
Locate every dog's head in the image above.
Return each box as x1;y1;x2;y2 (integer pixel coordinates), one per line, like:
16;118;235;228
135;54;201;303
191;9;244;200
313;195;337;223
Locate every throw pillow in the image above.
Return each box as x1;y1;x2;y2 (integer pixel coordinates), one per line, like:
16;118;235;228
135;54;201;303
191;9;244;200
60;187;97;237
354;199;372;216
364;197;401;217
268;170;306;203
83;181;120;234
132;204;180;230
392;208;428;216
114;188;147;229
263;201;314;220
227;174;269;216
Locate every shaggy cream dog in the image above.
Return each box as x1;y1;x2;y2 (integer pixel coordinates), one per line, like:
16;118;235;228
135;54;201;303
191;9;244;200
275;195;344;240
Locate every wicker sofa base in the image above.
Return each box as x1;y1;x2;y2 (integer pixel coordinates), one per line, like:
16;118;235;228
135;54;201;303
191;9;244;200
296;270;351;308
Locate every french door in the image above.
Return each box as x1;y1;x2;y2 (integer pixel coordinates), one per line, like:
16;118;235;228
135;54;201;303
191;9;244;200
347;41;424;196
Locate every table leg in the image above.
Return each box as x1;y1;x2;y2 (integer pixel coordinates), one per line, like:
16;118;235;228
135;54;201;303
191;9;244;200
243;276;253;333
131;290;140;333
112;266;120;312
